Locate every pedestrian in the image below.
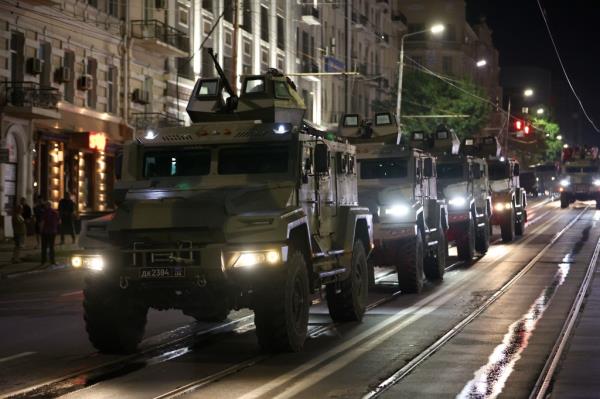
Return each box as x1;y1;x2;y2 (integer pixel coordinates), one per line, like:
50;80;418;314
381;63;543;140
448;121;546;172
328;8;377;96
40;201;59;266
58;192;76;245
33;195;44;249
19;197;33;247
11;204;26;263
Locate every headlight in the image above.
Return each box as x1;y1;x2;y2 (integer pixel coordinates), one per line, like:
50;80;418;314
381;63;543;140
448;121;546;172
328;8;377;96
448;197;467;207
71;255;104;272
383;204;410;217
560;179;570;187
233;250;281;268
594;179;600;187
494;202;512;212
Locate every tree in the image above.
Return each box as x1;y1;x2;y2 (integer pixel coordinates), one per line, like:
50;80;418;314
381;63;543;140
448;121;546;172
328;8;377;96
509;117;562;166
371;70;493;139
532;117;563;161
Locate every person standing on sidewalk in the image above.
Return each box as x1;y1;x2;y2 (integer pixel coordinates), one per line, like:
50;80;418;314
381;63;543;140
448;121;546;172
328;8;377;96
58;192;76;245
33;195;44;249
40;201;59;266
11;205;26;263
19;197;33;247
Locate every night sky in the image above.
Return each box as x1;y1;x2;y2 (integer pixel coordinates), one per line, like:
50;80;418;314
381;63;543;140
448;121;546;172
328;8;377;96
466;0;600;146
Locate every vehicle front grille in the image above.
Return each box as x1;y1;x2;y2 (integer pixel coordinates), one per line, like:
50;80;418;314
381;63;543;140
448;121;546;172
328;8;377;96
123;241;200;266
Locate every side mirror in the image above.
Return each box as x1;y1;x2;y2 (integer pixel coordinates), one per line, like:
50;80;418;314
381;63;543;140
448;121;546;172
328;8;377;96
423;158;434;178
314;143;329;174
471;164;482;179
514;164;520;176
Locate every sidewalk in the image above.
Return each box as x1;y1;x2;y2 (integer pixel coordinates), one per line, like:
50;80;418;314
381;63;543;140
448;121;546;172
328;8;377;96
549;259;600;397
0;235;78;279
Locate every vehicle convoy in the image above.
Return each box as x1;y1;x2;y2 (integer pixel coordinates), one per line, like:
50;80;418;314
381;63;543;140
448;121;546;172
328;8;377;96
483;137;527;242
559;146;600;209
72;50;373;354
337;113;448;294
535;162;559;197
429;128;492;262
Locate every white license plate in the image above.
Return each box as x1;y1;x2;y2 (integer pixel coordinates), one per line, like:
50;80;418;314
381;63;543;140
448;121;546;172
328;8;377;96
139;267;185;278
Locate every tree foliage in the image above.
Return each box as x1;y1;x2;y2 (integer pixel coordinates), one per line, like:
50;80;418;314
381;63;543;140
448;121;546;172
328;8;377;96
532;117;563;161
371;70;493;139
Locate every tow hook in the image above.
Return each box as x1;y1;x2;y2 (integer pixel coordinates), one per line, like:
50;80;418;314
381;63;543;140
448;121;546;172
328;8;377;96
119;276;129;289
196;274;207;288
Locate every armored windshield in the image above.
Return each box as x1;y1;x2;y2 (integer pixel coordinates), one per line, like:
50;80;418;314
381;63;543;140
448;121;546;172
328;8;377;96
436;162;464;179
360;158;408;179
488;162;510;180
566;166;599;173
143;149;211;178
218;145;289;174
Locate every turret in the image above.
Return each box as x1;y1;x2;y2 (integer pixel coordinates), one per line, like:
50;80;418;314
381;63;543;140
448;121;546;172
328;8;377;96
431;126;460;155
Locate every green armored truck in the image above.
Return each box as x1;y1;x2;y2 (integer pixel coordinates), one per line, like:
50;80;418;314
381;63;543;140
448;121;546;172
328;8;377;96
72;50;373;353
559;146;600;209
431;129;492;262
338;113;447;294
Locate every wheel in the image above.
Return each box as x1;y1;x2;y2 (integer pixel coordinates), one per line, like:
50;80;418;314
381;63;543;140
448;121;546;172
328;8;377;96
397;232;425;294
515;209;525;236
457;218;476;263
560;193;568;209
424;223;446;281
475;215;490;254
500;209;515;242
326;240;369;322
254;250;310;352
83;277;148;354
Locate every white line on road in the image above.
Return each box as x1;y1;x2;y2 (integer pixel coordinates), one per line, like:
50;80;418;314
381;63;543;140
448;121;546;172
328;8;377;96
0;351;35;364
60;290;83;297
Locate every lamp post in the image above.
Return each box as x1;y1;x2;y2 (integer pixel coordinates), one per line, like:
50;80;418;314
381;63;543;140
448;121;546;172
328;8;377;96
396;23;445;143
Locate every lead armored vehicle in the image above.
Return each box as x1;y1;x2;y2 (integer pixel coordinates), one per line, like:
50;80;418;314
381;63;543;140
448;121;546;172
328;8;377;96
338;113;447;294
559;146;600;209
72;50;372;353
431;129;492;262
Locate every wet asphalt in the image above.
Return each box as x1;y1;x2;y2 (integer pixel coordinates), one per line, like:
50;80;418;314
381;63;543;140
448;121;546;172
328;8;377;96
0;199;598;399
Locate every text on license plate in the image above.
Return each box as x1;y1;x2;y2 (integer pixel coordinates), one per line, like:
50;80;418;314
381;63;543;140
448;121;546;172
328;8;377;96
140;267;185;278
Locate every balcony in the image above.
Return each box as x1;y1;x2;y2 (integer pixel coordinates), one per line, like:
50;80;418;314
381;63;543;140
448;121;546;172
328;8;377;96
301;5;320;26
131;20;190;57
0;82;61;120
352;12;368;29
376;32;390;48
391;10;408;27
132;112;184;131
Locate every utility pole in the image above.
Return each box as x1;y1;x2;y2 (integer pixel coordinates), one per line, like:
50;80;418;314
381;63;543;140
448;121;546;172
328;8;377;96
344;0;350;113
231;0;239;88
505;99;511;157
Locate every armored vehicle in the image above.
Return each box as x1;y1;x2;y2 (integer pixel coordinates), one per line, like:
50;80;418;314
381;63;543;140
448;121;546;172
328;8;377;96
535;162;559;197
431;129;492;262
559;146;600;209
482;137;527;242
72;50;373;353
338;113;447;294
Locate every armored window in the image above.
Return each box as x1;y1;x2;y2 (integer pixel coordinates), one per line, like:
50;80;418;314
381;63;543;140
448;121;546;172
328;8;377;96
583;166;599;173
219;146;289;175
436;163;464;179
360;158;408;180
143;149;211;178
244;77;265;94
196;79;219;96
274;81;290;99
343;115;359;127
375;113;392;126
489;162;511;179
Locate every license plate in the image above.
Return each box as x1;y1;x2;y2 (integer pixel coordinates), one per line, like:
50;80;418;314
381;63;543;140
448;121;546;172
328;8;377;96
576;185;588;193
139;267;185;278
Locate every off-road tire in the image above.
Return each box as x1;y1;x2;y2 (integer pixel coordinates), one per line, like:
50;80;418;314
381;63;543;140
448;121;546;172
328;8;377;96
397;232;425;294
326;240;369;322
515;209;525;236
560;193;569;209
500;209;515;242
254;250;310;352
424;224;446;281
457;219;476;263
475;216;491;254
83;278;148;354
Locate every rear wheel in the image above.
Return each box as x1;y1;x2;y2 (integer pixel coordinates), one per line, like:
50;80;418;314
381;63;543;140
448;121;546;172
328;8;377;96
83;278;148;354
424;223;446;281
326;240;369;322
457;219;476;263
475;215;491;254
254;250;310;352
397;232;425;294
500;209;515;242
560;193;569;209
515;209;525;236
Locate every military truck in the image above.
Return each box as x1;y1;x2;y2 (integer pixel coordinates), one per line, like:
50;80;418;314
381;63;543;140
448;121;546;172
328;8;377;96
535;162;559;197
559;146;600;209
71;49;373;354
338;113;447;294
430;129;492;262
482;137;527;242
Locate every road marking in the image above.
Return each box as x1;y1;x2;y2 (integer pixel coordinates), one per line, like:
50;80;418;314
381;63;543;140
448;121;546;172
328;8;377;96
60;290;83;297
0;351;35;364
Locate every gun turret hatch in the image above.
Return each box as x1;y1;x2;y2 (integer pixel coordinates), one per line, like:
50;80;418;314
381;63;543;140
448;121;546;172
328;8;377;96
338;112;400;143
431;126;460;155
478;136;502;159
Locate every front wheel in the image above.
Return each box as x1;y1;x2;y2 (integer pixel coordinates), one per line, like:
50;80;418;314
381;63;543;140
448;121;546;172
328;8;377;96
500;209;515;242
457;219;476;263
254;250;310;352
515;209;526;236
397;232;425;294
424;224;446;281
476;216;491;254
83;277;148;354
560;193;569;209
326;240;368;322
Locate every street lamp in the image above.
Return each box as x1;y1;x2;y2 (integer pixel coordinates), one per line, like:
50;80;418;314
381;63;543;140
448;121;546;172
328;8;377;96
396;23;445;142
557;135;563;140
476;59;487;68
537;108;545;115
524;88;534;97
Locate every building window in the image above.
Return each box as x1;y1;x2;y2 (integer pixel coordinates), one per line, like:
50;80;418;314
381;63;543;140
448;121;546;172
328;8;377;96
202;0;212;12
407;23;426;41
39;42;52;88
444;24;456;42
277;56;284;72
277;16;285;50
108;0;119;18
107;66;118;114
88;0;98;7
203;21;212;34
243;40;251;56
260;6;269;41
261;48;268;64
224;2;233;23
225;30;232;47
442;56;453;75
86;58;98;109
10;31;25;82
242;0;252;33
143;76;153;112
63;50;75;103
178;6;189;27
